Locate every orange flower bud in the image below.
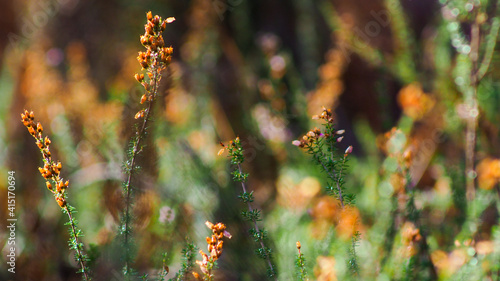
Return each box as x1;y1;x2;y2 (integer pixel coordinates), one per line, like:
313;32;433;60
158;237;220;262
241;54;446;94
152;15;160;25
205;221;214;229
28;126;36;136
46;181;53;191
135;110;145;119
56;181;63;193
56;196;66;208
36;122;43;133
146;11;153;21
36;140;44;149
135;73;144;82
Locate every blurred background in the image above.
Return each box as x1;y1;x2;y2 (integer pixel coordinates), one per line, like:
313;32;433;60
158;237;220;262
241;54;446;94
0;0;500;280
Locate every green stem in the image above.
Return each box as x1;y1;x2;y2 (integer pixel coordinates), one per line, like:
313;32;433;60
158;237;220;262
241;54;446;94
237;164;277;280
65;206;90;281
122;55;161;274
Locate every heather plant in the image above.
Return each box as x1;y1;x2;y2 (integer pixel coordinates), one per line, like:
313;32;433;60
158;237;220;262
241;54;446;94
219;137;278;279
21;110;91;281
169;240;197;281
121;11;174;278
292;107;358;276
295;241;308;281
292;107;354;207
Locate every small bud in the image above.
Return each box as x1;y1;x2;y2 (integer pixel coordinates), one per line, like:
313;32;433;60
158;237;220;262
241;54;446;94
46;181;52;191
336;130;345;135
56;181;63;193
337;136;344;142
292;140;301;146
296;241;301;250
403;148;412;163
152;15;160;25
146;11;153;21
36;122;43;133
135;73;144;82
28;126;36;136
345;145;353;155
56;196;66;208
205;221;214;229
135;110;145;119
36;140;44;149
165;17;175;23
140;35;149;45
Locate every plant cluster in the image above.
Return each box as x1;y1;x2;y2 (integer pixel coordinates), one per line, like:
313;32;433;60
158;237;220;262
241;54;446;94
219;137;278;279
293;107;353;207
14;1;500;280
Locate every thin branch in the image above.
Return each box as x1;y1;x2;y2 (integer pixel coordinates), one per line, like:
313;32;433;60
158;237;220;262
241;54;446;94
476;18;500;82
66;206;90;281
237;164;278;281
122;60;160;271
